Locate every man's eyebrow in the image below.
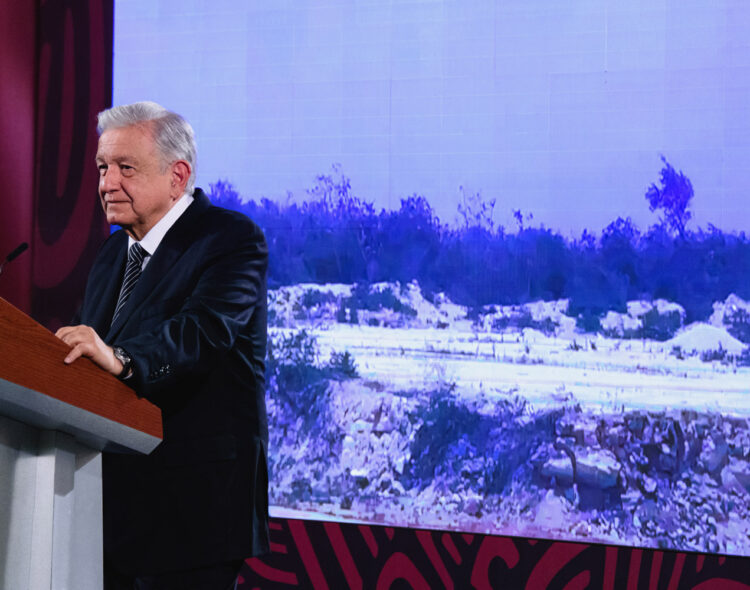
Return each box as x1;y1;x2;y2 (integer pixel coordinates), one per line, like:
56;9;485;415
95;155;140;165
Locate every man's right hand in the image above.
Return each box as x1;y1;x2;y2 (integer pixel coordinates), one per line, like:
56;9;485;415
55;325;124;376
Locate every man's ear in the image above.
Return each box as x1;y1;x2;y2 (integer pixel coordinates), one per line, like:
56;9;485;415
170;160;191;196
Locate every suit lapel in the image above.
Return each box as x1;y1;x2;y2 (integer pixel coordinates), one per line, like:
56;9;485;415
105;190;211;341
84;232;128;337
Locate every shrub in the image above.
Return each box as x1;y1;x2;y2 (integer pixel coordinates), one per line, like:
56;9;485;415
345;284;418;317
327;351;358;379
641;308;682;341
266;330;329;418
404;390;555;495
301;289;337;308
492;310;558;335
575;311;602;333
725;308;750;344
700;345;727;363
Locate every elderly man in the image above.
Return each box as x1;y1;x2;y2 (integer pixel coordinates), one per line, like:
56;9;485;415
56;102;269;590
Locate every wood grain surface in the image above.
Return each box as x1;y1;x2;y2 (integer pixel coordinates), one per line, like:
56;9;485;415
0;297;162;439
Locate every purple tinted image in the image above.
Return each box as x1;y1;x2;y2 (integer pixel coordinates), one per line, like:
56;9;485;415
115;0;750;556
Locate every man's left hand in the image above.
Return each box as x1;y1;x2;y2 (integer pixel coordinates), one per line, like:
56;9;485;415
55;325;123;376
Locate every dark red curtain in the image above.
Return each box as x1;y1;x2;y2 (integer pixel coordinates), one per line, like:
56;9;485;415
0;0;36;313
0;0;111;327
31;0;112;329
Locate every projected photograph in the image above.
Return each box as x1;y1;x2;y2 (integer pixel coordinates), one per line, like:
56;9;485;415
114;1;750;556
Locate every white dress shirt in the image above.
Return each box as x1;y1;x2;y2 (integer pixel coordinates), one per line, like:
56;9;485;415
128;192;194;268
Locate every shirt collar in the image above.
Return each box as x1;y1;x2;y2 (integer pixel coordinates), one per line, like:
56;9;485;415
128;192;194;255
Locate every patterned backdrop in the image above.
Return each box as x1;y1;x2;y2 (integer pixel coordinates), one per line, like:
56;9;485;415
20;0;750;587
31;0;112;329
239;518;750;589
240;519;750;590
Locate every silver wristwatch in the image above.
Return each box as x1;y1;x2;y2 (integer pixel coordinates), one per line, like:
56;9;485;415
112;346;133;379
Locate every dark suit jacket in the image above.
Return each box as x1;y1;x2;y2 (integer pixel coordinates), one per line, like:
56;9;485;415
75;188;269;575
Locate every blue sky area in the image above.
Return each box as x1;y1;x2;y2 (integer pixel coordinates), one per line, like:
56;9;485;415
114;0;750;234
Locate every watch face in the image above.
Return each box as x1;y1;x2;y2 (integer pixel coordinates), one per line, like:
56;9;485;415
113;347;132;379
114;347;130;366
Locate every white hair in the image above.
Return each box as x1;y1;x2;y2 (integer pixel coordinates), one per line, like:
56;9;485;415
97;101;197;194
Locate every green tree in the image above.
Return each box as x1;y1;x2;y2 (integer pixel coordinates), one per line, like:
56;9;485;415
645;156;694;238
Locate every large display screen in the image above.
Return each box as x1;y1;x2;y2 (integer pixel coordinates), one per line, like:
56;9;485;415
114;0;750;556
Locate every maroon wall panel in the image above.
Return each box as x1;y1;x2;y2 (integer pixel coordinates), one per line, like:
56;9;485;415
0;0;36;312
31;0;112;329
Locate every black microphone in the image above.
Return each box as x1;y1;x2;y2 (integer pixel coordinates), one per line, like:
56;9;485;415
0;242;29;276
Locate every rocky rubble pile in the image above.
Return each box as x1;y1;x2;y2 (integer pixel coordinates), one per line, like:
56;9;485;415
535;407;750;553
269;375;750;554
269;283;750;353
268;281;467;329
710;293;750;345
599;299;686;340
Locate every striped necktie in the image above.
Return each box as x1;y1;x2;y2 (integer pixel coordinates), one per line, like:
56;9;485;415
112;242;146;324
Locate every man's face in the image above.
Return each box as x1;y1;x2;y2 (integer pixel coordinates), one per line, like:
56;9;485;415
95;123;179;240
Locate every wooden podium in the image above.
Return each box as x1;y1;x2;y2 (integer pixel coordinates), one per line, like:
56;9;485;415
0;298;162;590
